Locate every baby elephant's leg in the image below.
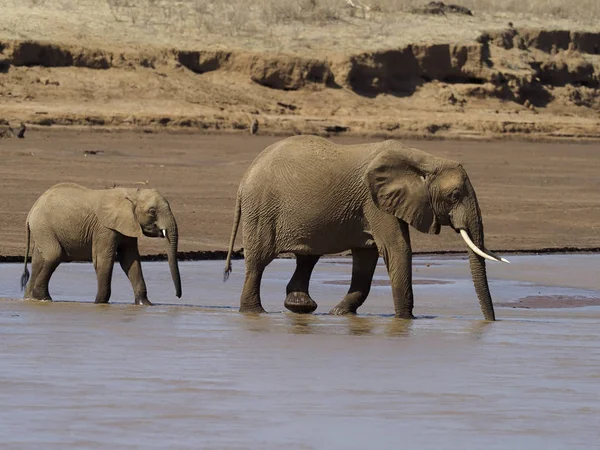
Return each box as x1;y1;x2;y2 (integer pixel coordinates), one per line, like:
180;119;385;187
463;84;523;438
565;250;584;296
30;246;62;301
118;239;152;306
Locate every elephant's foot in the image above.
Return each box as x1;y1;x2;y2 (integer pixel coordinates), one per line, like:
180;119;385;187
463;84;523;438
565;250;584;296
329;297;361;315
239;304;267;314
135;298;153;306
394;312;415;320
29;290;53;302
284;292;317;314
26;296;53;302
329;305;357;315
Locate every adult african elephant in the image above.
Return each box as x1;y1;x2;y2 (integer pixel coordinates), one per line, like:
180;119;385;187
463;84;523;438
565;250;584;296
21;183;181;305
224;135;508;320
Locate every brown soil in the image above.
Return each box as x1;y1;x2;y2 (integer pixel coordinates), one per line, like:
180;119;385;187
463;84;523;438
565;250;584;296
2;129;600;259
497;295;600;308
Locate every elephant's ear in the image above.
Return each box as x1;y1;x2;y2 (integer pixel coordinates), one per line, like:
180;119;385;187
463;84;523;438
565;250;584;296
364;148;438;234
95;189;143;238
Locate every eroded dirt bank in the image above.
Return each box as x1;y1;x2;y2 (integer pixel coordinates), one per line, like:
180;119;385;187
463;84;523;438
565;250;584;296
2;130;600;259
2;27;600;140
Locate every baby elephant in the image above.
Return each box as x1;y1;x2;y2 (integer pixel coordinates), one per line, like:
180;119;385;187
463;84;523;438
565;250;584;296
21;183;182;305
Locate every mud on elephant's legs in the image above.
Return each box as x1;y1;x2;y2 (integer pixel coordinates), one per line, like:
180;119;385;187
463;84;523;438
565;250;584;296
330;247;378;315
284;254;321;314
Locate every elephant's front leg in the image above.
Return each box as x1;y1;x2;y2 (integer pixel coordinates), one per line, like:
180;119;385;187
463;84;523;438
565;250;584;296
284;254;321;314
367;216;414;319
387;255;414;319
92;241;116;304
383;222;414;319
117;238;152;306
330;247;379;315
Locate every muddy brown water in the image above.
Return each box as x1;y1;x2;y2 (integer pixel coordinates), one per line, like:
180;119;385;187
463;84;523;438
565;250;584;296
1;254;600;448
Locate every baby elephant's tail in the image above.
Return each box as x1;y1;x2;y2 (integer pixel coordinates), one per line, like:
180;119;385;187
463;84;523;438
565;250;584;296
21;222;31;291
224;193;241;282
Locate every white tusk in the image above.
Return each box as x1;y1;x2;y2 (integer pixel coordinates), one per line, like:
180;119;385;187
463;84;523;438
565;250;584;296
484;247;510;264
161;229;167;238
459;229;506;263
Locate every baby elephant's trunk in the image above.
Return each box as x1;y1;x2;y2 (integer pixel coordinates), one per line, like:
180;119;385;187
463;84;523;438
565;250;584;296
164;219;181;298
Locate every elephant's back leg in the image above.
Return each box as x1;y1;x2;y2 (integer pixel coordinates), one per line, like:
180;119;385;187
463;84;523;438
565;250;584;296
239;252;274;314
284;254;321;314
330;247;379;315
238;207;277;313
28;234;64;301
24;245;43;299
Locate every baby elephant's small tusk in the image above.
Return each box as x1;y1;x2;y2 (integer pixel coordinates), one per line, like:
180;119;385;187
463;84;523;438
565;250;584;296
459;229;510;264
161;229;167;238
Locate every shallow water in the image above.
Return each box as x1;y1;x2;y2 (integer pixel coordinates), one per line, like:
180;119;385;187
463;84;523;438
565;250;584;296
1;254;600;449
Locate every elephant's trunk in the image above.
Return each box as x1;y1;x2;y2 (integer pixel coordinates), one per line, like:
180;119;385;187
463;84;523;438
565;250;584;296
164;218;182;298
464;205;496;321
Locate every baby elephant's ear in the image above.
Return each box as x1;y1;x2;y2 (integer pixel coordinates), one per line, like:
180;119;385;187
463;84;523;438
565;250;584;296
364;147;437;234
95;189;143;238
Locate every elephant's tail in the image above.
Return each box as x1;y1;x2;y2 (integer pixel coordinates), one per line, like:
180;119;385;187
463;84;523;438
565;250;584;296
21;222;31;291
224;193;241;282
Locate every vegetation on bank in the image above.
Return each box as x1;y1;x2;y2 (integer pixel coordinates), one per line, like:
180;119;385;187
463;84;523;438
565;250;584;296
1;0;600;55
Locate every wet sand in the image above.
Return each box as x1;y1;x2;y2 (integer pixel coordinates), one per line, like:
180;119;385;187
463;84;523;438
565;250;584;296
1;254;599;448
497;295;600;308
2;130;600;258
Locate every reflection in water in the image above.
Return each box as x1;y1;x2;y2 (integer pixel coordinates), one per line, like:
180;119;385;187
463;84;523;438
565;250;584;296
240;313;273;334
243;313;408;337
346;316;375;336
286;313;318;335
465;320;494;341
384;318;413;337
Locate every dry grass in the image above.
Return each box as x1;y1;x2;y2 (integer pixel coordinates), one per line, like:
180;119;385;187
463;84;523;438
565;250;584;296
1;0;600;55
368;0;600;18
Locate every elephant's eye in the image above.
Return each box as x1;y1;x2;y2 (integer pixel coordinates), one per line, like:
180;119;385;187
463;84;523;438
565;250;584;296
147;207;157;217
450;190;461;203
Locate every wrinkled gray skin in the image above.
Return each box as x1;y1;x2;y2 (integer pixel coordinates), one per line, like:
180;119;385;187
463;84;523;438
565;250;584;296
224;135;497;320
21;183;181;305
